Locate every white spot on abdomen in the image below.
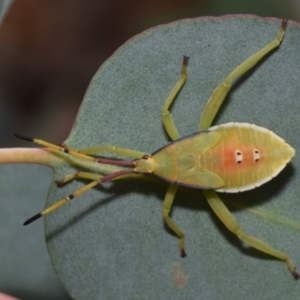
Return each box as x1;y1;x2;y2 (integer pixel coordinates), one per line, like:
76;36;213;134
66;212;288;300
235;150;243;164
253;149;260;162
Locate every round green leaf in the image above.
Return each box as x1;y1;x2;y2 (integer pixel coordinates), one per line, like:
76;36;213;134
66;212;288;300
45;15;300;299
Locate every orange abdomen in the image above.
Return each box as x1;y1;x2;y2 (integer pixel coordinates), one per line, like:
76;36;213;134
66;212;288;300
202;122;295;192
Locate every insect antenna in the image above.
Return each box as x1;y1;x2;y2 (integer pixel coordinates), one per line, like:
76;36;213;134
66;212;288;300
14;133;138;166
15;133;96;162
15;133;141;225
23;168;134;225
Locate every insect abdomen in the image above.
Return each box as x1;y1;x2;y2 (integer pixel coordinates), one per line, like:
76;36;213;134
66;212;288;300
205;122;295;192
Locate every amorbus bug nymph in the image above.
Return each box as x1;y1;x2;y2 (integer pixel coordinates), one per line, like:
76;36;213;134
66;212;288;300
16;19;298;279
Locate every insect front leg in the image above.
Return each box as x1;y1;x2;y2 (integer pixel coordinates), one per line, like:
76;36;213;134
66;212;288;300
204;190;299;279
163;184;186;257
57;171;104;185
161;56;189;141
199;19;287;131
76;145;146;158
55;145;147;184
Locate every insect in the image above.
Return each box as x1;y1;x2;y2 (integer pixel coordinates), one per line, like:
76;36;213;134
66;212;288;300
16;19;298;279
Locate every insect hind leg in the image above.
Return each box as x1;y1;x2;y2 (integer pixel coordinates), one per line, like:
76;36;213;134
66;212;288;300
204;190;299;279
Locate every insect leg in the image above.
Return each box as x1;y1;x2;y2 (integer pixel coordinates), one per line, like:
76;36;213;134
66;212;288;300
55;146;145;185
57;169;137;185
60;142;146;159
56;171;104;185
204;190;299;279
199;19;287;131
76;145;146;158
163;184;186;257
161;56;189;141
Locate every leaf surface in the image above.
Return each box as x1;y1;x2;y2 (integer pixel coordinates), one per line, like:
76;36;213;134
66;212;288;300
45;16;300;299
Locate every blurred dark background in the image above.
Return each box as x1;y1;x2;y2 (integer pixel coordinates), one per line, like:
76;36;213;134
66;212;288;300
0;0;299;147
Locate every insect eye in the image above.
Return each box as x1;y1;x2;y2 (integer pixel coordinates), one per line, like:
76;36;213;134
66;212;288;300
253;149;260;162
235;150;243;164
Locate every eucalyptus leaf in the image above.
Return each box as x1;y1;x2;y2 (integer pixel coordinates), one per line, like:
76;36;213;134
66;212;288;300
45;16;300;299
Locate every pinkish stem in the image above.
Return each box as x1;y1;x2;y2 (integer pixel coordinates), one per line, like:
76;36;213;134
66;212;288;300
0;148;58;166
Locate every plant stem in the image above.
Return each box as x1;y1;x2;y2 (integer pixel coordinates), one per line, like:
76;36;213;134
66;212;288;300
0;148;57;166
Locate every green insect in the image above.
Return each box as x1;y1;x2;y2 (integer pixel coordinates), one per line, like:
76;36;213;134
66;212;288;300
16;19;298;279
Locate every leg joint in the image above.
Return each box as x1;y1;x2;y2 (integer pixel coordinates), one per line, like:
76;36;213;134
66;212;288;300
162;209;169;218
